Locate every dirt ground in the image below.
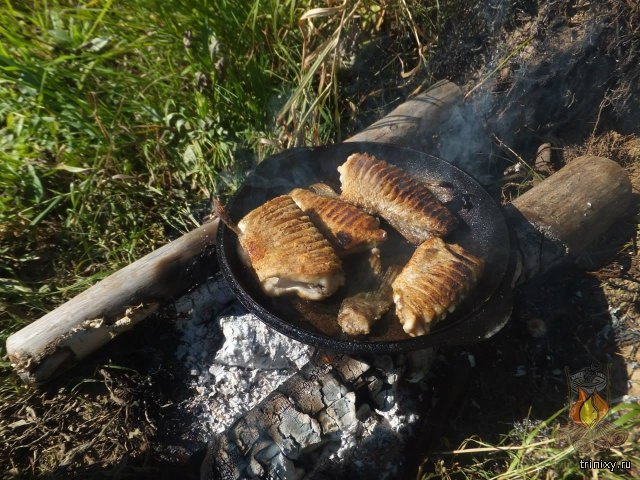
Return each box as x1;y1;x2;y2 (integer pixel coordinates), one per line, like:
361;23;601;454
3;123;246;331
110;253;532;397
2;0;640;478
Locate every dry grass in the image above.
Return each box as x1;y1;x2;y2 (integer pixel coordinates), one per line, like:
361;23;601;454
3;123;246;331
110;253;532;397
565;131;640;169
276;0;447;148
421;403;640;479
0;367;153;478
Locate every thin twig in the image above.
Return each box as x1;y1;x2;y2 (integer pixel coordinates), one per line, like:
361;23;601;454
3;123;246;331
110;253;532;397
399;0;425;73
433;438;556;455
585;92;611;154
492;133;526;165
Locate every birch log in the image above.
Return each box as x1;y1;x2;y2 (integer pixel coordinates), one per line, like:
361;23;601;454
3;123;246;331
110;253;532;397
6;81;464;386
201;156;633;480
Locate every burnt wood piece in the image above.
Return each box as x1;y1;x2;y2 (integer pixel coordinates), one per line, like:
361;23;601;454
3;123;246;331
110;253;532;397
202;156;633;480
5;219;220;386
200;350;433;480
5;80;464;386
200;353;371;479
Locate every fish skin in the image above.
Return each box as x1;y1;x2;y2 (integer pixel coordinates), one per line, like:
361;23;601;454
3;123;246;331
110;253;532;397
338;153;458;244
237;195;344;300
290;187;387;256
392;237;484;336
308;182;340;198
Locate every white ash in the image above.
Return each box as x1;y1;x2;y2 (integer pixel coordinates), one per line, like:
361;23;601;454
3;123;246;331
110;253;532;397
174;275;314;436
308;362;423;480
175;275;426;478
215;314;311;370
329;401;420;464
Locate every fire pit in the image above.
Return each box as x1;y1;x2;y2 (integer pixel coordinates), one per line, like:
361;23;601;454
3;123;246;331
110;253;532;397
5;81;633;480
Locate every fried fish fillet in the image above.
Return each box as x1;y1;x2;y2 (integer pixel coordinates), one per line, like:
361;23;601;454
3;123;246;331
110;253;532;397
237;195;344;300
392;238;484;336
338;265;400;336
338;153;458;244
289;186;387;256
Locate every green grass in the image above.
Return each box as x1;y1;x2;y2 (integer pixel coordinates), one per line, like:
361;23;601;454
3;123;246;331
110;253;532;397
0;0;312;333
0;0;443;338
421;402;640;479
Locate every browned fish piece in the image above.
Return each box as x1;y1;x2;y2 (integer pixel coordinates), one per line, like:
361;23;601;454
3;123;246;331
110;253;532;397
338;265;400;336
237;195;344;300
392;238;484;336
338;153;458;244
290;186;387;256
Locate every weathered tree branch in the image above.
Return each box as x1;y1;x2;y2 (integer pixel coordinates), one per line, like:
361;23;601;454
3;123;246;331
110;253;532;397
345;79;462;151
6;219;220;386
508;155;632;284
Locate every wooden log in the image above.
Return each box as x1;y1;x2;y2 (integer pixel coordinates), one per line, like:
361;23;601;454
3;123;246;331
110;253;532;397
5;81;464;386
345;79;462;151
201;156;633;480
508;155;633;284
5;219;220;386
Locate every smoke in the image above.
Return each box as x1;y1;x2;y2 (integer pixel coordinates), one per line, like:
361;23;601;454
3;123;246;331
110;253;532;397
432;93;497;183
426;0;634;183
